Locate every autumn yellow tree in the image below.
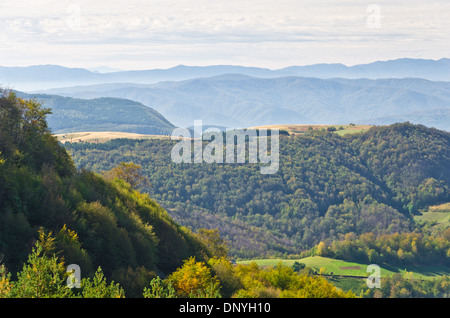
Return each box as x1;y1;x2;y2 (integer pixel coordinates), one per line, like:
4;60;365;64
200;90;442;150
0;265;12;298
280;274;355;298
316;241;328;257
233;262;355;298
168;257;221;298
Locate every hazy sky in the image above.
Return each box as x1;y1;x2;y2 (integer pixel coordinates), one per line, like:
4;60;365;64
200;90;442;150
0;0;449;70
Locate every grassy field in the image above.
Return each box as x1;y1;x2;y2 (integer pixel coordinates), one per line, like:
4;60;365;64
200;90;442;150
248;124;372;136
426;202;450;212
55;131;170;143
56;124;372;143
237;256;450;280
414;202;450;231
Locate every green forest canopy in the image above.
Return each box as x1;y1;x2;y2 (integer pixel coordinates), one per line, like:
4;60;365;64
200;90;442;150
65;121;450;260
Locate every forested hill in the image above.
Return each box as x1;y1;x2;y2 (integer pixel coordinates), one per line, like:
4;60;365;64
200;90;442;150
66;123;450;258
14;91;175;135
0;91;209;296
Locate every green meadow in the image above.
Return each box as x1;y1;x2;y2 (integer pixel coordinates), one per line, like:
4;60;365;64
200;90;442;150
237;256;450;280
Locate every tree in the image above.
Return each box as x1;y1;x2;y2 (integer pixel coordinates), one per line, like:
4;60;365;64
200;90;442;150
168;257;221;298
316;241;328;257
281;274;355;298
81;267;125;298
143;276;176;298
292;261;306;272
0;90;22;157
196;228;229;259
0;265;12;298
9;242;72;298
0;90;74;176
233;262;355;298
265;262;296;290
18;97;52;135
104;162;149;189
208;257;243;297
367;249;381;264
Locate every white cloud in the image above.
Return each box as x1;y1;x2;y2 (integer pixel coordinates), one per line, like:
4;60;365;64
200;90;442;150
0;0;448;68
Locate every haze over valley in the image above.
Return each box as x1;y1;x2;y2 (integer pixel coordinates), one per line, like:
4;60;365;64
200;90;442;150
3;58;449;132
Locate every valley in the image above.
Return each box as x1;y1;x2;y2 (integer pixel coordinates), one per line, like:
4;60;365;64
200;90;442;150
65;123;450;259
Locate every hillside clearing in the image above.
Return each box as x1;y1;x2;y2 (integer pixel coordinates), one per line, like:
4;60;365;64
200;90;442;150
248;124;372;135
414;202;450;231
55;131;170;143
55;124;372;143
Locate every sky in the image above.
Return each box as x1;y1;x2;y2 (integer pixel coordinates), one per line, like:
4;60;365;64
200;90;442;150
0;0;449;70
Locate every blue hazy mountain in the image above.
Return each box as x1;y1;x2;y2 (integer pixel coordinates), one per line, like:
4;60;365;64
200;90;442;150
37;75;450;130
280;58;450;81
2;58;450;91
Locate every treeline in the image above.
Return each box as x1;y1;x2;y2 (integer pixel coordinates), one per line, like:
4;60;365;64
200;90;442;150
0;233;354;298
307;231;450;267
362;273;450;298
65;122;450;258
2;234;448;298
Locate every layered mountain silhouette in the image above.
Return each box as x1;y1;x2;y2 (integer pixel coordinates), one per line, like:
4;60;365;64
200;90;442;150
2;58;450;91
37;75;450;130
2;58;449;131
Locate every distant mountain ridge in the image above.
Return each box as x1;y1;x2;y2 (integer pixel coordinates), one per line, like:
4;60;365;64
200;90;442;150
279;58;450;81
37;75;450;131
2;58;450;91
3;58;449;131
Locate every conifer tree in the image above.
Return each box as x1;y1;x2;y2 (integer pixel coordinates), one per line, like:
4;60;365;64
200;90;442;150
81;267;125;298
9;243;72;298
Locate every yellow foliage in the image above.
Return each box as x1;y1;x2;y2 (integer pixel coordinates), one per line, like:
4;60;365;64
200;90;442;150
316;241;328;256
232;262;356;298
37;228;57;256
0;266;12;298
59;224;78;241
168;257;221;297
